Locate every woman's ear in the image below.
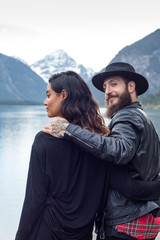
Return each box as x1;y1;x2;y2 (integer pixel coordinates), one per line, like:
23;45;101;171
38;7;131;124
61;89;68;100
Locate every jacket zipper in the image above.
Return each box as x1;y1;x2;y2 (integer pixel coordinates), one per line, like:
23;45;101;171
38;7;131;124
65;131;94;149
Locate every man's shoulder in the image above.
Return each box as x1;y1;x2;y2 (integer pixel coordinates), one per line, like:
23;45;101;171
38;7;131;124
113;105;142;120
110;105;143;130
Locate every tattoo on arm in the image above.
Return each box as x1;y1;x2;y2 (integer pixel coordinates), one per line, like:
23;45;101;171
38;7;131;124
51;120;69;138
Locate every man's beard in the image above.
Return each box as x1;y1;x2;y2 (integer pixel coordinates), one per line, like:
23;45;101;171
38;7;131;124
105;89;132;118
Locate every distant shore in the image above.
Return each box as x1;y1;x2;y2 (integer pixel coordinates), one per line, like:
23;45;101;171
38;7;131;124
142;104;160;109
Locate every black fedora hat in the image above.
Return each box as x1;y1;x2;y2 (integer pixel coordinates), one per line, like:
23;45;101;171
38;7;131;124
92;62;149;95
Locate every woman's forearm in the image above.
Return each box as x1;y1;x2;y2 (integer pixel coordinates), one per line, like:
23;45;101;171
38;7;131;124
109;164;160;201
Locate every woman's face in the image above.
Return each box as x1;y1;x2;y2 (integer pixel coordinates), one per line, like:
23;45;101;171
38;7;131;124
44;83;63;118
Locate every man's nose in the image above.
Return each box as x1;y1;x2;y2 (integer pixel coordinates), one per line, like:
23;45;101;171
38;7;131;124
105;86;111;96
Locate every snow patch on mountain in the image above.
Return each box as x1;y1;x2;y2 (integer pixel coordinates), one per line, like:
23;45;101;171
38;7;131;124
31;49;95;83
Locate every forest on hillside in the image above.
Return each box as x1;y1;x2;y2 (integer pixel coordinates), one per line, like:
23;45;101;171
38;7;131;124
140;91;160;108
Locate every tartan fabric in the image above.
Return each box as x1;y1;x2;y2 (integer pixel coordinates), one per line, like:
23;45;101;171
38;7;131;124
114;213;160;239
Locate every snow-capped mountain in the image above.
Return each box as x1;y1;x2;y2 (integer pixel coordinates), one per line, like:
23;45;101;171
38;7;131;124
31;49;95;83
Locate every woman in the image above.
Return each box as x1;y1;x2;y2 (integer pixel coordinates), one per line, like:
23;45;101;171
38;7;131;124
15;71;160;240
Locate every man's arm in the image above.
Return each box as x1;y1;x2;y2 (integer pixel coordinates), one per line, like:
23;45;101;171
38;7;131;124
42;117;139;165
65;122;139;164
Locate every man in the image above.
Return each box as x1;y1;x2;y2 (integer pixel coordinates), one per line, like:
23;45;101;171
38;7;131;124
43;62;160;240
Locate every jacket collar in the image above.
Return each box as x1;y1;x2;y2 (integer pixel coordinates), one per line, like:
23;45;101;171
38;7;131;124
111;101;142;118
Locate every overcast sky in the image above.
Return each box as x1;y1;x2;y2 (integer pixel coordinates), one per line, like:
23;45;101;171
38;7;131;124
0;0;159;71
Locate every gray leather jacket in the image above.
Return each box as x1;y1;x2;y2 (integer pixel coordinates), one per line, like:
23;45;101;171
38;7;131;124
64;102;160;227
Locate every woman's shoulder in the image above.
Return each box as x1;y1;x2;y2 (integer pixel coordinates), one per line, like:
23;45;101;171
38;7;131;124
34;131;46;141
32;131;79;159
31;131;64;156
34;131;60;142
34;131;67;147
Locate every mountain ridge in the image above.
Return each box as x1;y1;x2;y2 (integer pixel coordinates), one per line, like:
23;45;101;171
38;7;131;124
31;49;94;83
0;29;160;106
110;29;160;93
89;29;160;106
0;53;47;104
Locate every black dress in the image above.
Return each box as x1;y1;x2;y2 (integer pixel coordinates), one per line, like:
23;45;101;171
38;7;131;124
15;131;108;240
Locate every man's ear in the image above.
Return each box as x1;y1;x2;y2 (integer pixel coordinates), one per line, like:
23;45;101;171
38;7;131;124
128;81;136;94
61;89;68;100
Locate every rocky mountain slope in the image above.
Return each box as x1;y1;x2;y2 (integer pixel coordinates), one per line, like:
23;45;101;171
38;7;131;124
111;29;160;93
90;29;160;106
0;53;46;104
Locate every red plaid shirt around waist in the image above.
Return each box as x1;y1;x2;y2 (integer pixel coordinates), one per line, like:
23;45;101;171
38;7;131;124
114;213;160;239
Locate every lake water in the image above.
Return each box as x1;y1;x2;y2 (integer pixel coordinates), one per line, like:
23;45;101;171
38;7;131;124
0;105;160;240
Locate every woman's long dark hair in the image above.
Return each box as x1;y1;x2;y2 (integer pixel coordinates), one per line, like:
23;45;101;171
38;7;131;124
49;71;110;136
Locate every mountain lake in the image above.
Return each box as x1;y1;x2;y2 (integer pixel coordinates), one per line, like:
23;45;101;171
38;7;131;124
0;105;160;240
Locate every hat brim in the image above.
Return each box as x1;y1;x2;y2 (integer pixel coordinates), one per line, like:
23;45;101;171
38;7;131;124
92;71;149;96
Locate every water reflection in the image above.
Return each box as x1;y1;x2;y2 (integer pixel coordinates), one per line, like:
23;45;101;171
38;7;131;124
0;105;49;240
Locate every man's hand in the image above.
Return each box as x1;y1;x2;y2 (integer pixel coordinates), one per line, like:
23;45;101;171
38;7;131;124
42;117;69;138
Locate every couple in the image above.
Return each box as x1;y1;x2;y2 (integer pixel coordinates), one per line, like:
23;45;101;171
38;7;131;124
15;62;160;240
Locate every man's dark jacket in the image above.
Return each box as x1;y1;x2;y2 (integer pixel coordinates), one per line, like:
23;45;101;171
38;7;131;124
64;102;160;229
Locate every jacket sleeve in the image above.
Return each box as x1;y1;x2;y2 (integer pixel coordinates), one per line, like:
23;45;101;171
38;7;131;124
64;121;140;165
15;137;47;240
